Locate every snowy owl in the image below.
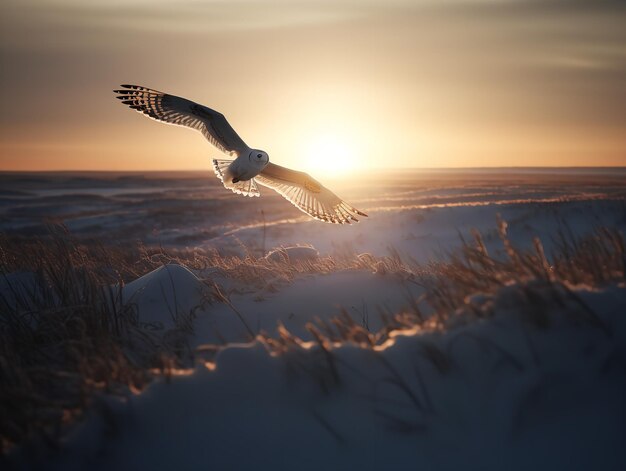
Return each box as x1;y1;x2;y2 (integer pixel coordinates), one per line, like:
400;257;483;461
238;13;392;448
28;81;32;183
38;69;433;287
114;85;367;224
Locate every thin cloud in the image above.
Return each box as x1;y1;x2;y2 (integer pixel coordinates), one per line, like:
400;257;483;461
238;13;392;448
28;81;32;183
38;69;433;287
1;0;625;169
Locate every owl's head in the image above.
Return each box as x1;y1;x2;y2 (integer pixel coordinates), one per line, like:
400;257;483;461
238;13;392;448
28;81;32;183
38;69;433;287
249;149;269;168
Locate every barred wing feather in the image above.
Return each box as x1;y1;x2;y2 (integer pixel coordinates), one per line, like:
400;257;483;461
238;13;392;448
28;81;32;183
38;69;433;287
256;163;367;224
114;85;248;157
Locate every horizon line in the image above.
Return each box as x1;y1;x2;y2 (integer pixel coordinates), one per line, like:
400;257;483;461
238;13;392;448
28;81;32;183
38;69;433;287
1;165;626;174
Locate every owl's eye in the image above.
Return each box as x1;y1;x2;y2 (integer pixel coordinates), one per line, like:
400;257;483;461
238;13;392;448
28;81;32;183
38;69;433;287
257;154;262;158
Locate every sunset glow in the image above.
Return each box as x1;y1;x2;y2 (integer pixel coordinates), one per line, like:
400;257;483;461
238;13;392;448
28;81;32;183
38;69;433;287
302;133;357;177
1;0;625;171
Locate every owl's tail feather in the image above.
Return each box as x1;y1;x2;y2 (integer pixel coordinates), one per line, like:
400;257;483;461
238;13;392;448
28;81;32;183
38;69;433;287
212;159;260;197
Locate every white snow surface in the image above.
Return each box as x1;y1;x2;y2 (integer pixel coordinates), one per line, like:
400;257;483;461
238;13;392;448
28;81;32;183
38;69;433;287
4;171;626;470
122;264;211;330
265;245;319;263
16;276;626;470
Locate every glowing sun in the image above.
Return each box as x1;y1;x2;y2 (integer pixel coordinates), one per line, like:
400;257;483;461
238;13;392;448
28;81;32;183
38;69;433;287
303;133;357;177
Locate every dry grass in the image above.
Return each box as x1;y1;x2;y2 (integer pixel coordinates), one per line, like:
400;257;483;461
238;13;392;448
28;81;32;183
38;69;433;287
1;220;625;453
0;225;203;453
255;221;625;433
429;217;625;309
258;219;625;395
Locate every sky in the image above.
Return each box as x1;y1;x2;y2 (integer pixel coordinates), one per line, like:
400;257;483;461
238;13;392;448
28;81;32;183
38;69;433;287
1;0;625;174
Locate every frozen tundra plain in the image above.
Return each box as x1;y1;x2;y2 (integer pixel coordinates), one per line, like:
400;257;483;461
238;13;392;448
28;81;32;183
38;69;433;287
2;169;626;470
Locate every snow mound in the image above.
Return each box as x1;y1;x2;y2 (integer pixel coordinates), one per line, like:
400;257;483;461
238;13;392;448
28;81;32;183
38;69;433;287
123;264;210;330
36;282;626;471
265;245;319;263
191;270;424;346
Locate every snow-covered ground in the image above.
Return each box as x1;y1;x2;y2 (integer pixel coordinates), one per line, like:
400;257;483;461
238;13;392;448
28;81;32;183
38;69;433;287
2;169;626;470
1;169;625;257
14;280;626;470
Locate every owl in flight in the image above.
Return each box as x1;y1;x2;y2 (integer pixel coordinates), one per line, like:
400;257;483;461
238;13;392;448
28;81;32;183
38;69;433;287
114;85;367;224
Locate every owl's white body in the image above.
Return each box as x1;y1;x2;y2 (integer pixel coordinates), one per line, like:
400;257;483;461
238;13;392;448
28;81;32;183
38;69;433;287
221;149;269;190
228;149;268;181
115;84;367;223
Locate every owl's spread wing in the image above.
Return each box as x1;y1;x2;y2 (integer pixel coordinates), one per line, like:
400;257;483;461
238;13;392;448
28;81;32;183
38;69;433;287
114;84;248;157
256;163;367;224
